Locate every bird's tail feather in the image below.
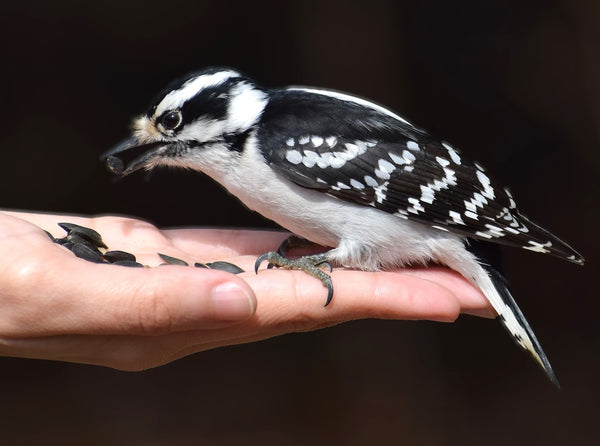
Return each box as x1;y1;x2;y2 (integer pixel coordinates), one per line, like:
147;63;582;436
476;264;559;387
512;212;584;266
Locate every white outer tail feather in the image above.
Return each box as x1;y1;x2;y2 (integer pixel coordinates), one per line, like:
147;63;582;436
473;263;559;387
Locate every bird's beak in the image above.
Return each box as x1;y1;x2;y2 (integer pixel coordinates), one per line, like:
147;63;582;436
101;137;166;176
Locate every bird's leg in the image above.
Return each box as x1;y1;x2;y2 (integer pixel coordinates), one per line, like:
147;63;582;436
255;236;334;306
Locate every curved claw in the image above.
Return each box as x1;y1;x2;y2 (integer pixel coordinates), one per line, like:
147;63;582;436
254;252;272;274
317;261;333;273
324;277;334;307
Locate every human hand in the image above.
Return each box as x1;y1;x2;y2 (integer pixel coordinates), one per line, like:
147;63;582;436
0;210;492;371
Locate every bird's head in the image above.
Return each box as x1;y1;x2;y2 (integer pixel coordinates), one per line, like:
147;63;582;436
103;67;268;176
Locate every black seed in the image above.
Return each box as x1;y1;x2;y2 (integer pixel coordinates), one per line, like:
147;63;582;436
44;230;56;242
58;222;107;248
59;241;75;250
112;260;144;268
206;261;245;274
54;236;70;246
104;250;136;263
194;262;208;268
71;243;105;263
157;253;189;266
67;234;104;251
106;155;125;175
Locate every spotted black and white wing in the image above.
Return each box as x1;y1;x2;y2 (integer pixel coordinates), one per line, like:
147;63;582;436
257;88;583;264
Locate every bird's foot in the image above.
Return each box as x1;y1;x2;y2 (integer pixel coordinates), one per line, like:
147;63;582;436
254;249;334;306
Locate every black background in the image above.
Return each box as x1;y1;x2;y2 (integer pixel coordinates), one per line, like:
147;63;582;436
1;1;598;444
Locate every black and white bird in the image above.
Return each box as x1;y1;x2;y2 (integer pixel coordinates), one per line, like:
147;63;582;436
104;67;584;385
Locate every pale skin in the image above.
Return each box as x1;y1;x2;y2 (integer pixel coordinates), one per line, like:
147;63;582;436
0;210;493;371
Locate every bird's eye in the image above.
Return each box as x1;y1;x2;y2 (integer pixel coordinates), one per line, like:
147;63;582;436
160;110;182;131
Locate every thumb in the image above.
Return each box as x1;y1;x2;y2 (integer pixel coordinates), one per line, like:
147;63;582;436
2;261;257;337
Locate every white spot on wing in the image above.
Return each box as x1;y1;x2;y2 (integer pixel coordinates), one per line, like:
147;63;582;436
476;170;495;199
484;224;505;238
330;156;346;168
406;141;420;151
285;150;302;164
311;136;324;147
316;152;333;168
523;240;552;253
364;175;378;187
389;152;405;165
464;200;477;212
402;150;416;164
436;156;450;167
374;181;389;203
442;142;462;165
344;142;360;157
448;210;465;225
407;197;425;214
350;178;365;189
504;187;517;208
474;161;486;171
419;184;435;204
302;150;318;167
378;159;396;174
374;168;390;180
472;192;488;208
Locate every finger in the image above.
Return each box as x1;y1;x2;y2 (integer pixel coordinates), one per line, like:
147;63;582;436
0;258;257;338
243;259;492;319
243;268;464;325
397;267;495;318
133;268;478;364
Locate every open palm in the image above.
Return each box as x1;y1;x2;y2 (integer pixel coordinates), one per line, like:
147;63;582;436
0;210;491;370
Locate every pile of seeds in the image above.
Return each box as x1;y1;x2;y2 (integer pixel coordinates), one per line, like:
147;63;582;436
46;222;244;273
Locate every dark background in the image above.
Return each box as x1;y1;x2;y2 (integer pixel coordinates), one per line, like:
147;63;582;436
1;1;598;444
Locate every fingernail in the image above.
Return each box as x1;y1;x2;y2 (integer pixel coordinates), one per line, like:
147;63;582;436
211;282;256;320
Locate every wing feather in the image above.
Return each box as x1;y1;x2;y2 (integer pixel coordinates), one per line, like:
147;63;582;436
257;89;584;264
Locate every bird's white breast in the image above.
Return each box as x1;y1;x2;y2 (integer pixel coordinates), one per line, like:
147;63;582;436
183;134;474;272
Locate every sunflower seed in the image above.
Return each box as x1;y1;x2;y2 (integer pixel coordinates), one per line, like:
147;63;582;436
71;242;105;263
111;260;144;268
67;234;103;251
194;262;208;268
106;155;125;175
157;253;189;266
58;241;75;250
58;222;107;248
54;236;70;245
206;261;244;274
103;250;136;263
